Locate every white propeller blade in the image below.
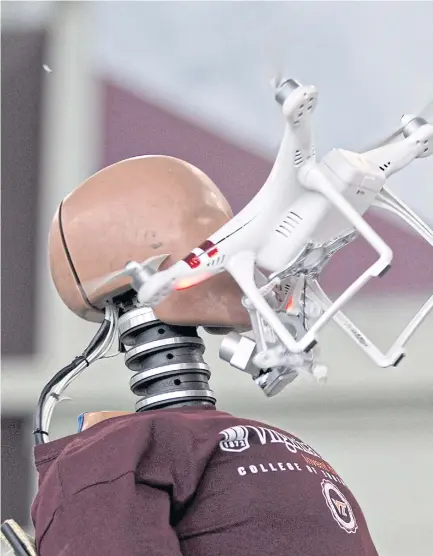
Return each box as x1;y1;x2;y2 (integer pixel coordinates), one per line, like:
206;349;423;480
84;254;170;297
363;98;433;152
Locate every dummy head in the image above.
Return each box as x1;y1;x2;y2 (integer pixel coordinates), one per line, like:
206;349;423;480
48;155;250;330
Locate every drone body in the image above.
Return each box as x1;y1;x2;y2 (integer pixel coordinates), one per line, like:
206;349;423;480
89;78;433;393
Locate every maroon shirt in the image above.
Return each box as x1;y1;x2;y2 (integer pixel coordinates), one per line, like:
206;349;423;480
31;406;378;556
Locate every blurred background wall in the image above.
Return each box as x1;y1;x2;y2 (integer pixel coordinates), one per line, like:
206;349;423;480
1;2;432;555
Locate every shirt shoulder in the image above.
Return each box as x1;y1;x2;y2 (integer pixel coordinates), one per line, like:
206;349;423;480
35;408;238;499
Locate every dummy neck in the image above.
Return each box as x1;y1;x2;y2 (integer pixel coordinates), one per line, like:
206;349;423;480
117;306;216;411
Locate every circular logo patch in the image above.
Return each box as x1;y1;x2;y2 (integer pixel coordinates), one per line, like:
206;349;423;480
321;479;358;534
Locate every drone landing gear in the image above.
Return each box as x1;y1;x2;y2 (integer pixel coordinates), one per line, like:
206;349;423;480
223;253;327;396
226;251;319;354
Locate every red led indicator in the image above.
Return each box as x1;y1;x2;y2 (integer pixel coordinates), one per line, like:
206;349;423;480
285;296;294;311
183;253;201;269
175;273;212;291
207;247;218;257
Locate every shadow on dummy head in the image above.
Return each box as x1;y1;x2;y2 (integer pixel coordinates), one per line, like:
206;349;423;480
48;155;250;331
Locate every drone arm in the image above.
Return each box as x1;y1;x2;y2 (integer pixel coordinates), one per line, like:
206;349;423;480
279;82;317;164
288;117;316;165
363;142;419;178
362;124;432;179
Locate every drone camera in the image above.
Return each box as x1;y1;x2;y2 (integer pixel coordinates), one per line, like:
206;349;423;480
219;331;260;378
255;366;299;397
219;331;303;398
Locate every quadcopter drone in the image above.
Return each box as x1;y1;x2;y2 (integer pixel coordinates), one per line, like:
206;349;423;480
87;77;432;395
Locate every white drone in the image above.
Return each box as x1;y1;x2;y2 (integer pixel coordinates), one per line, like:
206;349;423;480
90;78;433;395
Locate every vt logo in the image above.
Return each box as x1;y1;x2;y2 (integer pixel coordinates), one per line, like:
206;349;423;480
321;480;358;534
332;498;348;517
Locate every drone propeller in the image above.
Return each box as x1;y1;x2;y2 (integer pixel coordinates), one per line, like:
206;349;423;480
262;30;293;95
364;98;433;152
270;73;284;92
84;254;170;298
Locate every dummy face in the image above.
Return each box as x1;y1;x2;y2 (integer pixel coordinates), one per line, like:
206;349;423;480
48;155;250;330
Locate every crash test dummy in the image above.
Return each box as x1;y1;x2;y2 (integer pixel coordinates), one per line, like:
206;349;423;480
30;155;379;556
